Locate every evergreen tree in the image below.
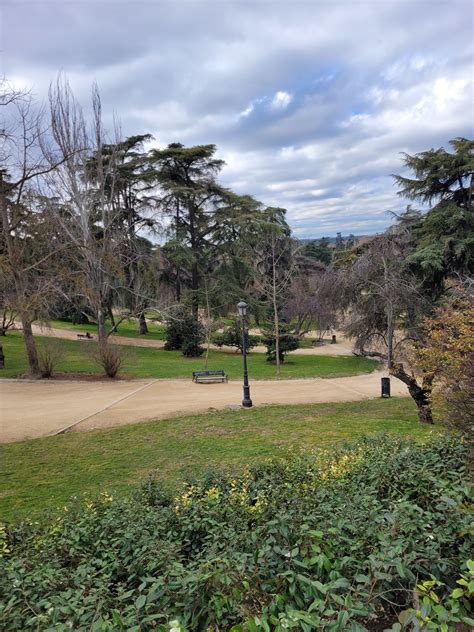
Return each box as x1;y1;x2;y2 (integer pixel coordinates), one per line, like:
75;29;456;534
393;137;474;297
303;237;332;264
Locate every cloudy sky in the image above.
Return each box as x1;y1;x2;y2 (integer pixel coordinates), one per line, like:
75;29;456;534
1;0;473;237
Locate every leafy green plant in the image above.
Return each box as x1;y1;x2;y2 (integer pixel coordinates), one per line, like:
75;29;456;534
262;327;300;363
164;308;204;357
212;319;260;353
395;561;474;631
0;436;470;631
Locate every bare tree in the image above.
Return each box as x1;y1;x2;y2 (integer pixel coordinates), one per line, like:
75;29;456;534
285;270;339;341
0;87;68;375
338;229;434;423
254;219;300;376
47;77;141;343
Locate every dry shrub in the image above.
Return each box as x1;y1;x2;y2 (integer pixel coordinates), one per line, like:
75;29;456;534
89;341;124;378
37;338;66;378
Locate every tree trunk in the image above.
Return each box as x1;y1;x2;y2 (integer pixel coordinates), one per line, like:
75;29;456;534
176;267;181;302
107;305;116;330
21;315;40;376
97;308;107;343
0;344;4;368
386;305;394;370
390;363;434;424
272;254;281;377
191;261;199;319
138;311;148;335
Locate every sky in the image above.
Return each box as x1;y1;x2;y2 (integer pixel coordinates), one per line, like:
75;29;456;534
1;0;473;238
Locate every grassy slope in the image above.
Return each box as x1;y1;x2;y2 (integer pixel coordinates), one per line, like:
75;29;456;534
0;398;441;522
0;331;376;379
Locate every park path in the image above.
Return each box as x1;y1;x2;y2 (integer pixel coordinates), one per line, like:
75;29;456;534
30;325;355;356
0;372;408;443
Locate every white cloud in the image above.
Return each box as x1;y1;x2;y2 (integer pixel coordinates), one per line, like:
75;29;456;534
240;103;254;117
2;0;472;236
270;91;293;110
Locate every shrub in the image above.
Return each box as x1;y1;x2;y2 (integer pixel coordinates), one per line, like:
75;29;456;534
164;309;204;357
212;319;259;354
89;341;123;378
0;436;470;631
262;327;300;363
37;338;65;378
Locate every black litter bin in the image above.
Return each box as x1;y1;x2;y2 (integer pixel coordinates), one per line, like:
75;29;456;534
381;377;391;398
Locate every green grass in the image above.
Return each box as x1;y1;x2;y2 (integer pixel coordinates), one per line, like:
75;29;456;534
0;331;377;379
0;398;442;522
49;318;166;340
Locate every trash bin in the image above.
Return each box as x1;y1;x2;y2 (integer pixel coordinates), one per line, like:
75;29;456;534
381;377;391;398
331;334;337;344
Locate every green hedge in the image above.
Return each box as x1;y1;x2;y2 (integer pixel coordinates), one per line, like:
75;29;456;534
0;435;471;631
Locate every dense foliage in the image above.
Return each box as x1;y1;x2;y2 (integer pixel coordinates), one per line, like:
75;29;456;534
164;309;205;357
212;320;260;354
263;327;300;363
1;435;471;631
415;289;474;435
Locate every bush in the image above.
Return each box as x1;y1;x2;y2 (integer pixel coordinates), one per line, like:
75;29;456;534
262;327;300;363
89;341;123;378
37;338;65;378
164;309;204;357
212;319;259;354
0;436;470;631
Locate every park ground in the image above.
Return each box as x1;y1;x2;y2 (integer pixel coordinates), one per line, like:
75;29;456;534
0;323;419;523
0;397;442;522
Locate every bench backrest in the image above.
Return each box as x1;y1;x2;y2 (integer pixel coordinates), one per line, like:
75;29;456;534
193;370;225;377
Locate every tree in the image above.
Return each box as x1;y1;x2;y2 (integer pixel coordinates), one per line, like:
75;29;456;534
262;326;299;364
415;289;473;436
252;207;298;376
213;319;259;354
303;237;332;265
89;134;160;334
394;138;474;297
335;232;344;251
163;306;204;357
48;78;139;344
1;88;67;375
151;143;226;317
285;271;338;339
338;227;435;423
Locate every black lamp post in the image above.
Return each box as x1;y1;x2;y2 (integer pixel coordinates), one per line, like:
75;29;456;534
237;300;253;408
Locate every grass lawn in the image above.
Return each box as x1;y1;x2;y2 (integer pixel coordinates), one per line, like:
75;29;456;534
49;318;166;340
0;398;442;522
0;331;377;379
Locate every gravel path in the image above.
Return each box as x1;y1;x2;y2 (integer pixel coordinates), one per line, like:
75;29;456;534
0;372;407;443
31;325;355;356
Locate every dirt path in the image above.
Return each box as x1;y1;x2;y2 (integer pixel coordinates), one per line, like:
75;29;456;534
31;325;355;356
0;372;407;443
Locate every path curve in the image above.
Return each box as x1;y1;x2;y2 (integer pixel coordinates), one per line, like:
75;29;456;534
0;372;408;443
30;325;355;356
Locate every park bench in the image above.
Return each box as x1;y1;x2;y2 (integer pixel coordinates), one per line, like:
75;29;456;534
192;370;228;383
77;332;93;339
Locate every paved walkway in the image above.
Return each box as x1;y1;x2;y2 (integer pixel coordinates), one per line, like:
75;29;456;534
0;372;408;443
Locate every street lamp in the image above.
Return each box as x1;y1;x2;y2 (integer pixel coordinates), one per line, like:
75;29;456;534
237;300;253;408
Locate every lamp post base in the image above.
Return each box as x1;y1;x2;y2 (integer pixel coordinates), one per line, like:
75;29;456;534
242;398;253;408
